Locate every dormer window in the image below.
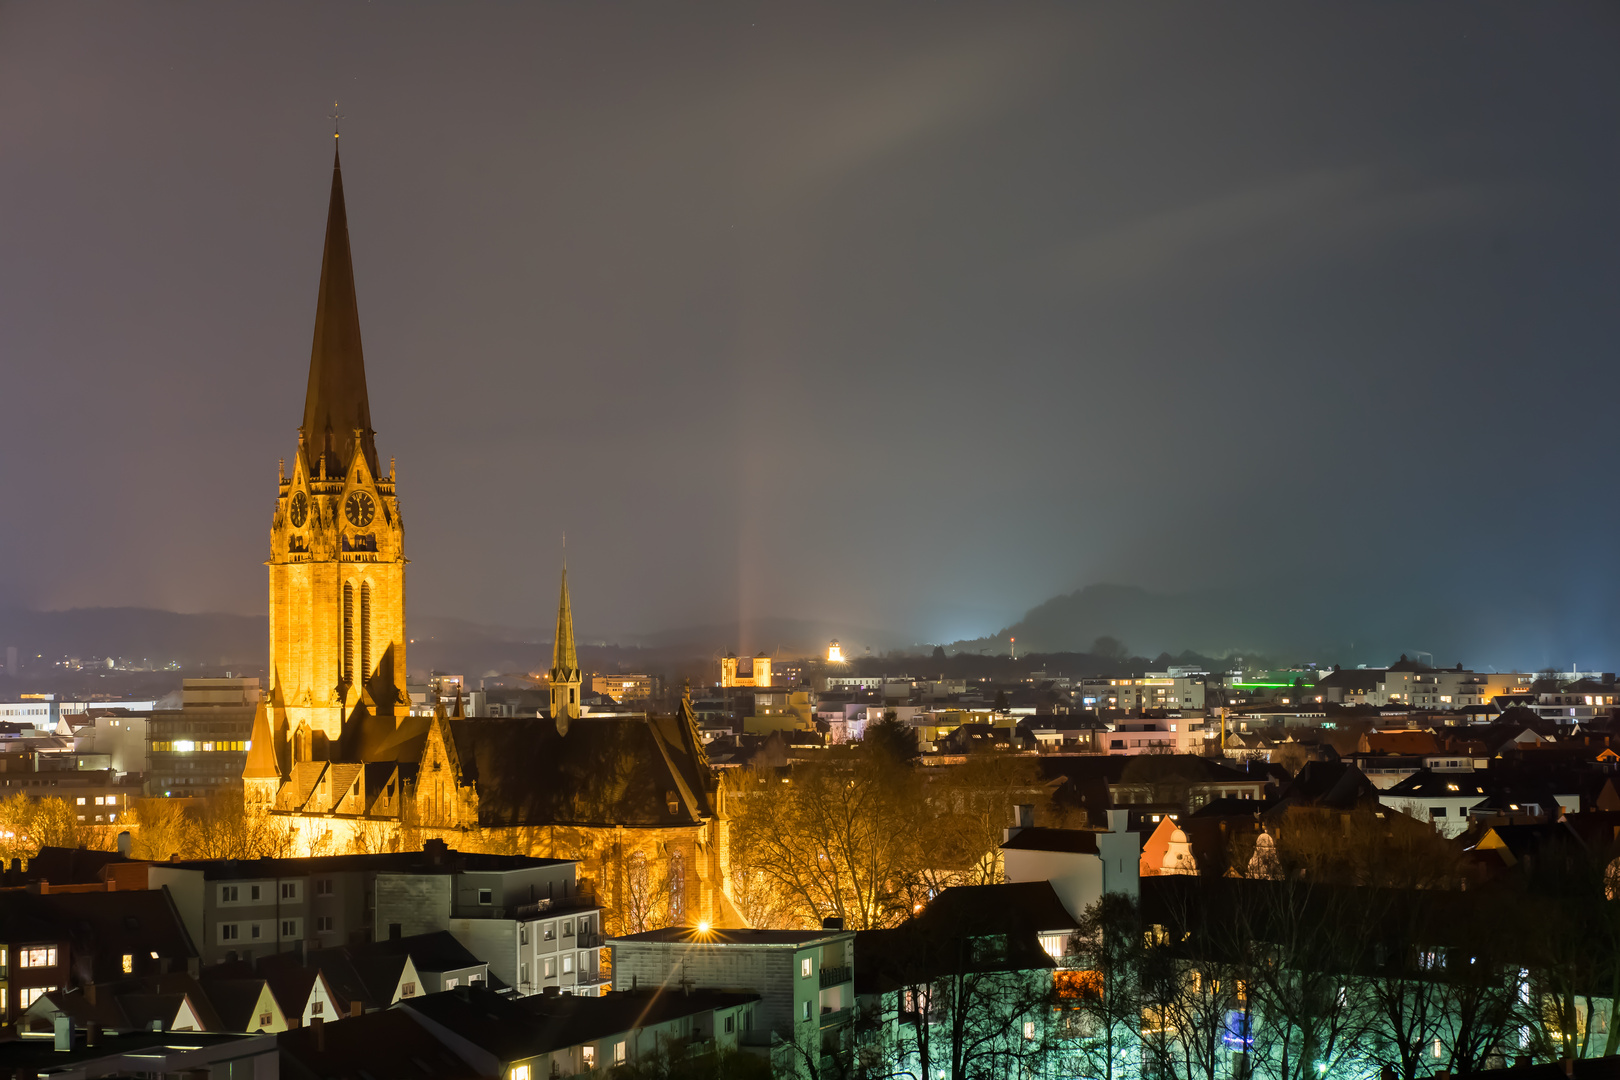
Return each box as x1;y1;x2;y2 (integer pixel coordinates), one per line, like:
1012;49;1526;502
667;791;680;815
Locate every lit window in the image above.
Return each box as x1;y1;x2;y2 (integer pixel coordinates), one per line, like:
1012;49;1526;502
122;953;133;974
801;957;812;978
76;797;86;805
614;1042;627;1065
22;947;58;968
512;1069;530;1080
582;1047;596;1067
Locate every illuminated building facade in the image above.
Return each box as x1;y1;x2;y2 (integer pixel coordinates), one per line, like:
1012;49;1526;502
719;652;772;688
240;146;736;931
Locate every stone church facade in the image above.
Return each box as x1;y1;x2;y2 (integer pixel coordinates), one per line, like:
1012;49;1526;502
242;141;739;932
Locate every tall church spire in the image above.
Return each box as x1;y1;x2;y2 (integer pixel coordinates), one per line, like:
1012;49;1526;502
549;561;581;725
302;142;378;477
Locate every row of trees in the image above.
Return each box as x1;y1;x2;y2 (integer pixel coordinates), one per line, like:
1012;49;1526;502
834;819;1620;1080
727;726;1068;930
0;792;321;865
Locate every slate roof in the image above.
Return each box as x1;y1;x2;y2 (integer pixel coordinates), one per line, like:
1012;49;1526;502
278;1006;488;1080
1273;760;1380;810
28;889;199;975
919;881;1079;936
160;841;566;879
1000;827;1100;855
447;715;716;827
400;985;759;1061
23;846;133;885
352;930;484;975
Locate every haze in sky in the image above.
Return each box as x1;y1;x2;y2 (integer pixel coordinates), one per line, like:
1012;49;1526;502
0;4;1616;662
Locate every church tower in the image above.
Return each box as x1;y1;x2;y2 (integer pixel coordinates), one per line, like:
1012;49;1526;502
549;564;582;726
265;141;407;768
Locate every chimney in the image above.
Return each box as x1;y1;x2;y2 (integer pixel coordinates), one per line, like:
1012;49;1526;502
1564;1060;1575;1078
85;1022;100;1048
350;1000;362;1018
85;983;97;1005
425;838;448;866
821;917;844;931
313;1017;325;1051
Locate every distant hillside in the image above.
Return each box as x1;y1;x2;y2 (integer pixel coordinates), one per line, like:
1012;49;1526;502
947;583;1412;666
0;607;266;670
0;608;902;686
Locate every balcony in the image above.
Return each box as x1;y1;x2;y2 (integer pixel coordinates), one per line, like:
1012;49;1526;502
818;1006;852;1029
819;964;852;989
578;932;605;949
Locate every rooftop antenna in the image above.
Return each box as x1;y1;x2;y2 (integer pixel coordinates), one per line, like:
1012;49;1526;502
329;101;343;139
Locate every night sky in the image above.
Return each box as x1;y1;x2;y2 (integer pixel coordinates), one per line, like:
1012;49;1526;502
2;5;1617;664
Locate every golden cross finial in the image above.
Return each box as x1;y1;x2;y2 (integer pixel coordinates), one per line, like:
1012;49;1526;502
329;101;343;139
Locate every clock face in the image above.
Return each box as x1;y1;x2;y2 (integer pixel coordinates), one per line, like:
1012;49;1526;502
289;491;308;529
344;491;376;528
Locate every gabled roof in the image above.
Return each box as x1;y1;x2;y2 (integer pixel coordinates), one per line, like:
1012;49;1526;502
277;1005;488;1080
195;976;279;1033
36;888;199;965
448;716;716;827
1384;770;1491;798
306;946;410;1012
1274;760;1379;810
351;930;484;975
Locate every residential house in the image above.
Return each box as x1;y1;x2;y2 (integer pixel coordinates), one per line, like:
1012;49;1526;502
402;983;761;1077
610;924;856;1073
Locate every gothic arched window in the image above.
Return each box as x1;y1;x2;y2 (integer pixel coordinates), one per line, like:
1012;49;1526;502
669;850;686;925
360;581;372;680
342;582;355;684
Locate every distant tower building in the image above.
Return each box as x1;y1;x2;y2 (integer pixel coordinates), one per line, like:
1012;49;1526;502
549;564;582;725
719;652;772;688
827;640;844;664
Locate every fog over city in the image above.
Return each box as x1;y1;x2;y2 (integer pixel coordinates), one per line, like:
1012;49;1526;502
2;5;1616;666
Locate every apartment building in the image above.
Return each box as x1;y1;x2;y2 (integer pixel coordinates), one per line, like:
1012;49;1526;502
374;845;605;997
